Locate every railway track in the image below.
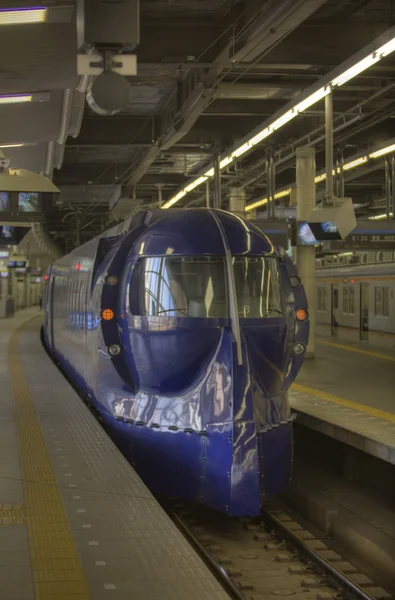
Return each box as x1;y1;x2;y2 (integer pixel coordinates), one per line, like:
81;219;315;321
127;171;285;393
167;499;393;600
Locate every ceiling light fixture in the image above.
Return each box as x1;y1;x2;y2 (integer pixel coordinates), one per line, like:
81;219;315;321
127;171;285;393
369;212;394;220
244;188;292;212
368;143;395;159
0;7;46;25
162;30;395;210
342;156;368;170
0;143;24;148
245;140;395;212
0;94;32;104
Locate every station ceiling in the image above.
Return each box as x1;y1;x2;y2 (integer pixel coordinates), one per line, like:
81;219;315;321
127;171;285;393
1;0;395;251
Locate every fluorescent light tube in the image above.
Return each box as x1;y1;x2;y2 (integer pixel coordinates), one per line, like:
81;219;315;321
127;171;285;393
332;54;380;87
343;156;368;170
0;7;46;25
294;87;330;113
369;212;393;220
244;197;268;212
0;94;32;104
369;143;395;159
0;143;24;148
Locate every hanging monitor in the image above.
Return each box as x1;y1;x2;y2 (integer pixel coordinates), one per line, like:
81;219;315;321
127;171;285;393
0;225;29;245
297;222;320;246
307;197;357;240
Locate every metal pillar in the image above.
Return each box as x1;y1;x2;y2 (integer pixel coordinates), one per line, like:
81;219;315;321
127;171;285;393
206;179;210;208
229;188;246;217
213;152;221;209
296;146;316;358
392;154;395;217
340;151;345;198
325;91;334;203
270;153;275;218
385;157;391;219
156;184;163;208
266;151;275;218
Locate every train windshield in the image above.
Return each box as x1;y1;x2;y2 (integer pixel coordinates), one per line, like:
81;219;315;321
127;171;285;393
233;256;284;318
139;255;283;319
141;256;228;317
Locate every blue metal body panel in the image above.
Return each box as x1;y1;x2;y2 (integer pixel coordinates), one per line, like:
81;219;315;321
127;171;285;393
44;209;309;515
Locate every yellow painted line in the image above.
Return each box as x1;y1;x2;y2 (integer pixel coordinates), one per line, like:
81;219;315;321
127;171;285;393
9;319;91;599
317;339;395;362
292;382;395;424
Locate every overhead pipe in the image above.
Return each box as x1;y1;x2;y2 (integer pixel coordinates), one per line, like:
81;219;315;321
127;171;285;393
213;151;221;209
45;141;55;179
325;91;334;203
392;154;395;217
385;157;391;219
57;89;74;146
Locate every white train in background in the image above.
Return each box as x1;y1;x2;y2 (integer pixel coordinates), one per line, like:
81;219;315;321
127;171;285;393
315;251;395;349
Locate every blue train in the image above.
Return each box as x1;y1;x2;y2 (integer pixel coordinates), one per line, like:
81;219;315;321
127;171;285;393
44;209;309;515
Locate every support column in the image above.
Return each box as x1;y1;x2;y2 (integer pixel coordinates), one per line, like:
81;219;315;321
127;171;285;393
385;158;391;219
325;91;334;203
392;154;395;217
156;184;163;208
296;146;316;358
206;179;210;208
213;151;221;209
228;188;246;217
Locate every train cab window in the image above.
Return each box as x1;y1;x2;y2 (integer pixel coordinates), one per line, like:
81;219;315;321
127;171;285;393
233;256;283;318
140;256;228;318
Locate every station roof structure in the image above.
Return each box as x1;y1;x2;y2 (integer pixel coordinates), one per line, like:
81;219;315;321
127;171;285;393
1;0;395;250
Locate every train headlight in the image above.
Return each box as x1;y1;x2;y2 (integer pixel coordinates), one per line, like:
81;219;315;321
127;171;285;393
108;344;121;356
106;275;118;286
290;275;301;288
296;309;308;321
293;343;306;356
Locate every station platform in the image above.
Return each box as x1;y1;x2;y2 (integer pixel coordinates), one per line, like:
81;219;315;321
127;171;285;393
290;338;395;464
0;309;228;600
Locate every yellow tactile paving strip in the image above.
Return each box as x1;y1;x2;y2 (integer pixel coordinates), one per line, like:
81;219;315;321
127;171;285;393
9;319;91;600
292;382;395;424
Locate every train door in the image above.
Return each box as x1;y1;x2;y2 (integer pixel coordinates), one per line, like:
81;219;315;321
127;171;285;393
360;282;369;342
331;284;339;336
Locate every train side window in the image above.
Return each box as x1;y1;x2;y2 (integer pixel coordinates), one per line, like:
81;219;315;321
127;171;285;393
375;286;389;317
333;288;338;310
374;287;382;316
382;287;389;317
343;288;349;314
317;287;328;311
343;287;355;314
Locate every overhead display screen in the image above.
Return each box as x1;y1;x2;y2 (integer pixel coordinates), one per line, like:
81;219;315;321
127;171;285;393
18;192;40;212
297;222;319;246
0;192;9;211
308;220;340;240
0;225;17;244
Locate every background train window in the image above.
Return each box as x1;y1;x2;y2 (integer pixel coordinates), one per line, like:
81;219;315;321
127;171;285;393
317;287;328;311
140;256;228;318
375;286;389;317
233;256;284;318
343;287;355;314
